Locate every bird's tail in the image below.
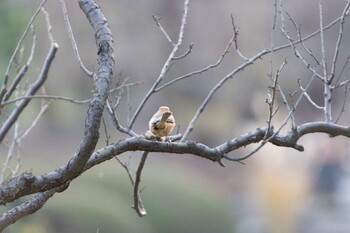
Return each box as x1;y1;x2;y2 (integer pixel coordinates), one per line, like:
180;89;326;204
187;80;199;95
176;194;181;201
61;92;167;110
156;112;172;129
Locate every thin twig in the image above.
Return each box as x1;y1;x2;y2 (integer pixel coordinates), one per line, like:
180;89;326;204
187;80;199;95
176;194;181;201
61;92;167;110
172;43;193;60
290;16;321;66
1;114;19;183
20;103;50;141
268;0;295;129
334;55;350;88
109;80;144;94
152;14;175;46
133;151;148;217
265;59;287;138
106;75;138;136
2;95;90;106
335;85;348;123
332;79;350;89
228;60;287;161
41;7;54;44
280;2;324;81
298;79;324;109
180;2;349;142
156;31;235;92
106;100;137;136
231;15;249;60
1;102;50;182
180;54;256;142
115;156;135;185
128;0;190;129
3;0;48;86
0;0;47;103
225;72;318;161
329;1;350;83
2;26;36;103
60;0;94;78
0;43;59;143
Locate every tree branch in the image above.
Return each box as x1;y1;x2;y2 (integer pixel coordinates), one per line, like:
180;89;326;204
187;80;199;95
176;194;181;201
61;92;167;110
0;184;68;231
83;122;350;172
133;152;148;217
0;107;349;216
127;0;190;129
1;0;48;99
60;0;94;78
0;0;115;207
0;43;58;143
2;25;36;103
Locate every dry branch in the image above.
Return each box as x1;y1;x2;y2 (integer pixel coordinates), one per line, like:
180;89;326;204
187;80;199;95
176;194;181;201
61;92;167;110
0;0;115;228
1;0;350;230
0;43;58;143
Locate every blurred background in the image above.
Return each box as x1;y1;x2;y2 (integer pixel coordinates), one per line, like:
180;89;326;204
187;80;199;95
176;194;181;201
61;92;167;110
1;0;350;232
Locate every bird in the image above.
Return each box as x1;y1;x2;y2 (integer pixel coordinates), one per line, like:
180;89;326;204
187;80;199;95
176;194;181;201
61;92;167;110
149;106;175;138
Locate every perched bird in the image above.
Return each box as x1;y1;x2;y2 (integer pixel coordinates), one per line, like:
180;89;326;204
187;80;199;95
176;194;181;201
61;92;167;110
149;106;175;137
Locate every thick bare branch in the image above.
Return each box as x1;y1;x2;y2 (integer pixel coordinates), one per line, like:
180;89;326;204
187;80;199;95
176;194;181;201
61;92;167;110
0;184;68;231
2;0;350;229
60;0;115;175
0;0;115;207
1;116;349;210
318;0;332;123
84;122;350;168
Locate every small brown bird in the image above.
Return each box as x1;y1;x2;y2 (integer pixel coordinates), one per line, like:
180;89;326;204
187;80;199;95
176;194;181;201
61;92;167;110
149;106;175;137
